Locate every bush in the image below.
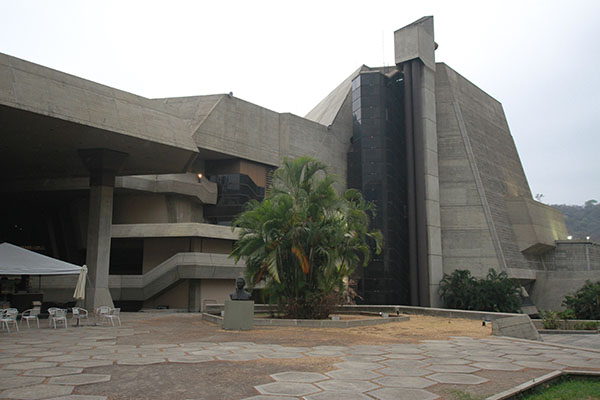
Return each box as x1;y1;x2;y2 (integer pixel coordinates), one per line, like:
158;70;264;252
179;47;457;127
573;321;599;330
438;269;522;313
562;280;600;320
540;310;561;329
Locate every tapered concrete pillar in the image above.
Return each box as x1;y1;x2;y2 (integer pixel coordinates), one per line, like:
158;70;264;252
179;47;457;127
188;279;202;312
79;149;128;310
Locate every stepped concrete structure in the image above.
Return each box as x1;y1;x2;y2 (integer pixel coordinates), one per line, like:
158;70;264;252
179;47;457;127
1;17;597;312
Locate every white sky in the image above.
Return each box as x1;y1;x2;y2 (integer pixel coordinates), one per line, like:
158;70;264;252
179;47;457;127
1;0;598;205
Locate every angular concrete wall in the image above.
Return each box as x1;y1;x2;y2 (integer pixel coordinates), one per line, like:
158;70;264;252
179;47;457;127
435;63;569;279
436;64;504;277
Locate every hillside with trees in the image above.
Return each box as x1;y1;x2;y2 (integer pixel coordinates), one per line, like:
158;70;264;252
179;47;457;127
552;200;600;242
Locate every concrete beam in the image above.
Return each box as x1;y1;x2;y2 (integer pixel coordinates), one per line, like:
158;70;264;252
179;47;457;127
111;222;240;240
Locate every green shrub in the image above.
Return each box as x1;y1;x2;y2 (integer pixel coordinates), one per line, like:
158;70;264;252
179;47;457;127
573;321;599;330
438;270;476;311
438;269;522;313
557;308;576;320
540;310;561;329
562;280;600;320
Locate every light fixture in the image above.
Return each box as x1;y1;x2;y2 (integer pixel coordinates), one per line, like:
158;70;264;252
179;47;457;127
586;236;591;240
567;235;573;240
197;173;203;182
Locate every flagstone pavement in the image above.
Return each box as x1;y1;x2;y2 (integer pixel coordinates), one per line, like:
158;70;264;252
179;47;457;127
1;314;599;400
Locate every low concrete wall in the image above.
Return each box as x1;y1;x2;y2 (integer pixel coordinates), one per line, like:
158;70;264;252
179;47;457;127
206;303;521;321
334;305;522;321
202;312;409;328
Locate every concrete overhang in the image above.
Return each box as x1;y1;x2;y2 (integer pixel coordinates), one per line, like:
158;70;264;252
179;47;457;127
111;222;240;240
394;16;436;70
505;267;537;282
0;174;218;205
506;197;569;255
0;53;199;180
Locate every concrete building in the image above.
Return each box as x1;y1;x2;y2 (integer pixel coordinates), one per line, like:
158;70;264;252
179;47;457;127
1;17;597;312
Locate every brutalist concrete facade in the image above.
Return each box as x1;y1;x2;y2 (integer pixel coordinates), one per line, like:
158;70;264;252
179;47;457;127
1;17;597;312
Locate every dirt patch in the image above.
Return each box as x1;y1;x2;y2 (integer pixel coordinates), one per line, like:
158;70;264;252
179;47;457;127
118;313;491;347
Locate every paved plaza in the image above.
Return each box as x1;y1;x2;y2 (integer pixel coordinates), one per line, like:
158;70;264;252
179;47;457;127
1;313;599;400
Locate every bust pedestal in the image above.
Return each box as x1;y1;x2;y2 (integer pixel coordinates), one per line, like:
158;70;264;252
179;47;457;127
223;300;254;330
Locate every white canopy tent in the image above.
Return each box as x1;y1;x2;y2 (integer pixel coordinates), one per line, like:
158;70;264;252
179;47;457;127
0;243;82;275
0;242;86;302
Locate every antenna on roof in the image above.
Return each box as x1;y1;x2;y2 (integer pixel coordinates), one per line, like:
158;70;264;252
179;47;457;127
382;30;386;68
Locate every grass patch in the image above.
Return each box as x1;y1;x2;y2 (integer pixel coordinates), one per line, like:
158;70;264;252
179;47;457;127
520;376;600;399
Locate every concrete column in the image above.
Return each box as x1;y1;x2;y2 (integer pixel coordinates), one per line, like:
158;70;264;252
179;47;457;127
79;149;128;310
395;16;443;307
85;182;115;308
188;279;202;312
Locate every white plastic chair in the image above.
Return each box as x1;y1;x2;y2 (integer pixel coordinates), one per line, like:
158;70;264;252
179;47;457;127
103;308;121;326
95;306;111;325
50;308;68;329
1;308;20;333
20;307;40;328
47;307;60;327
71;307;89;326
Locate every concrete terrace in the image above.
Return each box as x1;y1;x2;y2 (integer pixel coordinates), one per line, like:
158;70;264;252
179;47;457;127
1;313;599;399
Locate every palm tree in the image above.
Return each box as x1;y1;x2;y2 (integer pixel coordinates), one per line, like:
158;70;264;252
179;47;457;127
231;156;382;318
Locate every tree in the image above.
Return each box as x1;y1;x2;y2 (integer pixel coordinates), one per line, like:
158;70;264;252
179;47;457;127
231;156;382;319
562;280;600;320
438;269;522;313
552;200;600;241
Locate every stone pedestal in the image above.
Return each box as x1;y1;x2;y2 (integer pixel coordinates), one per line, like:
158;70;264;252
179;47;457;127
223;300;254;330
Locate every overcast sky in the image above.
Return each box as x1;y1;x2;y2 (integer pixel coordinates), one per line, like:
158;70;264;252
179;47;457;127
1;0;598;205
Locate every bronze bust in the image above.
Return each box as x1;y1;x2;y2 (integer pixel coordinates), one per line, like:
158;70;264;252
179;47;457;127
230;277;252;300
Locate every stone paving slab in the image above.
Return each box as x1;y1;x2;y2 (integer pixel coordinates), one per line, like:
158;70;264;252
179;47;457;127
472;361;524;371
0;369;21;378
372;376;436;389
3;361;58;370
48;374;111;386
0;376;45;390
325;369;382;380
305;392;374;400
116;357;166;365
428;372;488;384
369;387;440;400
426;364;480;373
315;379;379;392
376;367;432;377
61;360;114;368
46;396;108;400
385;353;427;360
513;360;566;370
262;352;304;359
271;371;328;383
255;382;320;396
0;384;74;400
23;367;84;377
